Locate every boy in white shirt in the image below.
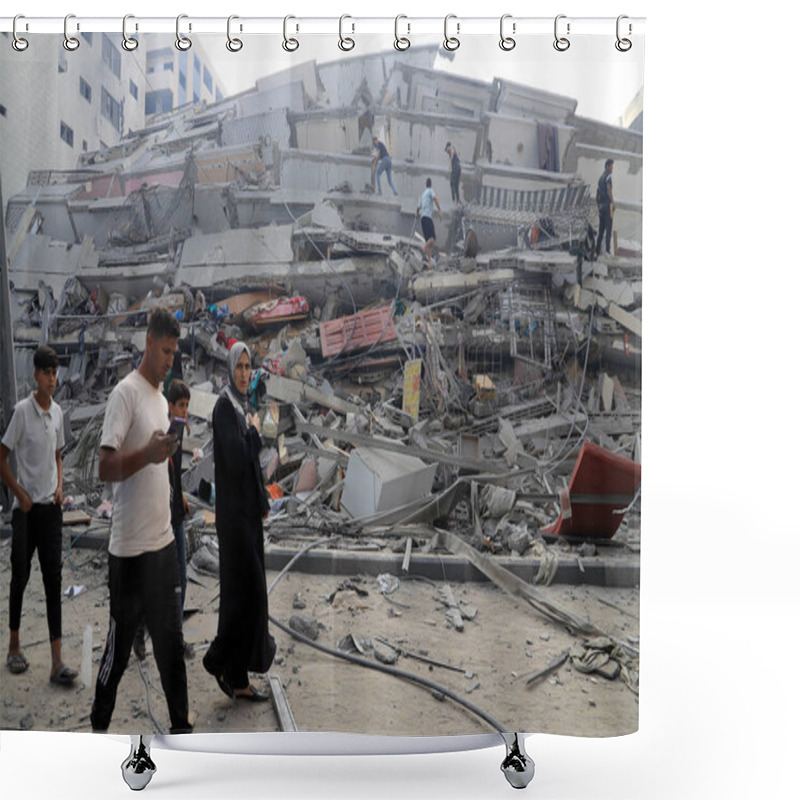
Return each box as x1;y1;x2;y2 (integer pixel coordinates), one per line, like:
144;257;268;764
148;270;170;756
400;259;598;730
1;345;77;685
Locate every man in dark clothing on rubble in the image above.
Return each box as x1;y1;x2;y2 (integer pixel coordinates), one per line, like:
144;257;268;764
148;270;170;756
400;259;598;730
595;158;615;258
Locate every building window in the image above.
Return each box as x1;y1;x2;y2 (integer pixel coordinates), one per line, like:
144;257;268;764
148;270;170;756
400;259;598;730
81;32;93;45
203;66;213;93
82;140;88;151
80;77;92;103
129;79;138;100
102;34;121;79
60;122;74;147
58;49;68;73
179;71;187;89
193;91;200;104
101;87;122;132
145;89;174;115
163;61;174;72
0;104;7;117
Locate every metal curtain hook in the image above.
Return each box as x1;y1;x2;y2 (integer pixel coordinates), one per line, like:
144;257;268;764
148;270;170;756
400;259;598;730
283;15;299;52
122;15;139;51
12;14;29;51
338;14;355;51
443;14;460;51
499;14;516;51
226;15;243;52
553;14;570;51
394;14;410;51
175;14;192;51
63;13;80;51
615;15;632;52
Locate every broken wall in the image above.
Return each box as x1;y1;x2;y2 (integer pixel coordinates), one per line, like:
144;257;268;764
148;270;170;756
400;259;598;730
481;113;574;172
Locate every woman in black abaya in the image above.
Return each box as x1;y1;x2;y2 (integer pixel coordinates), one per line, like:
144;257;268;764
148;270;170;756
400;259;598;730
203;342;275;701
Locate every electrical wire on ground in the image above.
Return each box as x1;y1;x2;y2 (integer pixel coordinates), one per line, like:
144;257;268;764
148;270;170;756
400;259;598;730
266;536;509;734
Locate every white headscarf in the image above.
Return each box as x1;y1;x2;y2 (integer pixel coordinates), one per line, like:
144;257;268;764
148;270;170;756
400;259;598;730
223;341;250;417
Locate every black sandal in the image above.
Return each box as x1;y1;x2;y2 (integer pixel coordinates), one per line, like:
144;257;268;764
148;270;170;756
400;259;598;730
234;684;269;703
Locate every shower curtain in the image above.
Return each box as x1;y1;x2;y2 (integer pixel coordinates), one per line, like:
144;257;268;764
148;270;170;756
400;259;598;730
0;16;643;745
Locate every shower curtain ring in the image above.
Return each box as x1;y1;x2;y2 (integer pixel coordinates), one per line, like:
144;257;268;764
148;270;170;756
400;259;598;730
283;15;299;52
176;14;192;51
63;14;80;51
553;14;570;51
443;14;460;51
394;15;410;51
615;15;632;52
226;15;243;52
122;15;139;51
499;14;516;51
12;14;29;51
338;15;355;51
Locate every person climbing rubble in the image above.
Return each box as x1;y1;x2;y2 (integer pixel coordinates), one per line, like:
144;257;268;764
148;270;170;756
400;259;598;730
372;136;399;197
417;177;443;270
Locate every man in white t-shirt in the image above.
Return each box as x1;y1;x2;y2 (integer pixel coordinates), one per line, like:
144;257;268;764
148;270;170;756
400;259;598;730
1;345;78;686
90;309;193;734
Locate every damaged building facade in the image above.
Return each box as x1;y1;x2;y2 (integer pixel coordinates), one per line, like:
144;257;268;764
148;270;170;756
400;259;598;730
1;39;642;738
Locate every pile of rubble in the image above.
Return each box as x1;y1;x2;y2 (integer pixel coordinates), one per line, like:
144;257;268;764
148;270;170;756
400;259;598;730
2;44;642;596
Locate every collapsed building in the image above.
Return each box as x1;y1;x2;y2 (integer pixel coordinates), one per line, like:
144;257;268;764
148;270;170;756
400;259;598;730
1;45;642;720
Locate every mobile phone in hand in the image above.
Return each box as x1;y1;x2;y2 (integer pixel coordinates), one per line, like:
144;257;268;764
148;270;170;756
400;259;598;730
167;417;186;437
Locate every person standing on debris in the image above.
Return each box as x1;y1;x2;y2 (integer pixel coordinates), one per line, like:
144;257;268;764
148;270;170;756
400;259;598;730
372;136;399;197
595;158;615;258
417;177;443;270
444;142;462;204
1;345;78;687
91;308;193;734
202;342;275;702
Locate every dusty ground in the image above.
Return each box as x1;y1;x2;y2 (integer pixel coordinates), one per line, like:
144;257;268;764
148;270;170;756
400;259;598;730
0;534;638;739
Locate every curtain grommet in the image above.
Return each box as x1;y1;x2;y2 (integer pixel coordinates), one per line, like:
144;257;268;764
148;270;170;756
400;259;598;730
443;14;460;51
175;14;192;51
12;14;29;51
283;15;299;52
499;14;516;51
122;14;139;52
63;13;80;51
394;15;410;51
553;14;570;52
226;15;243;52
338;15;355;51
